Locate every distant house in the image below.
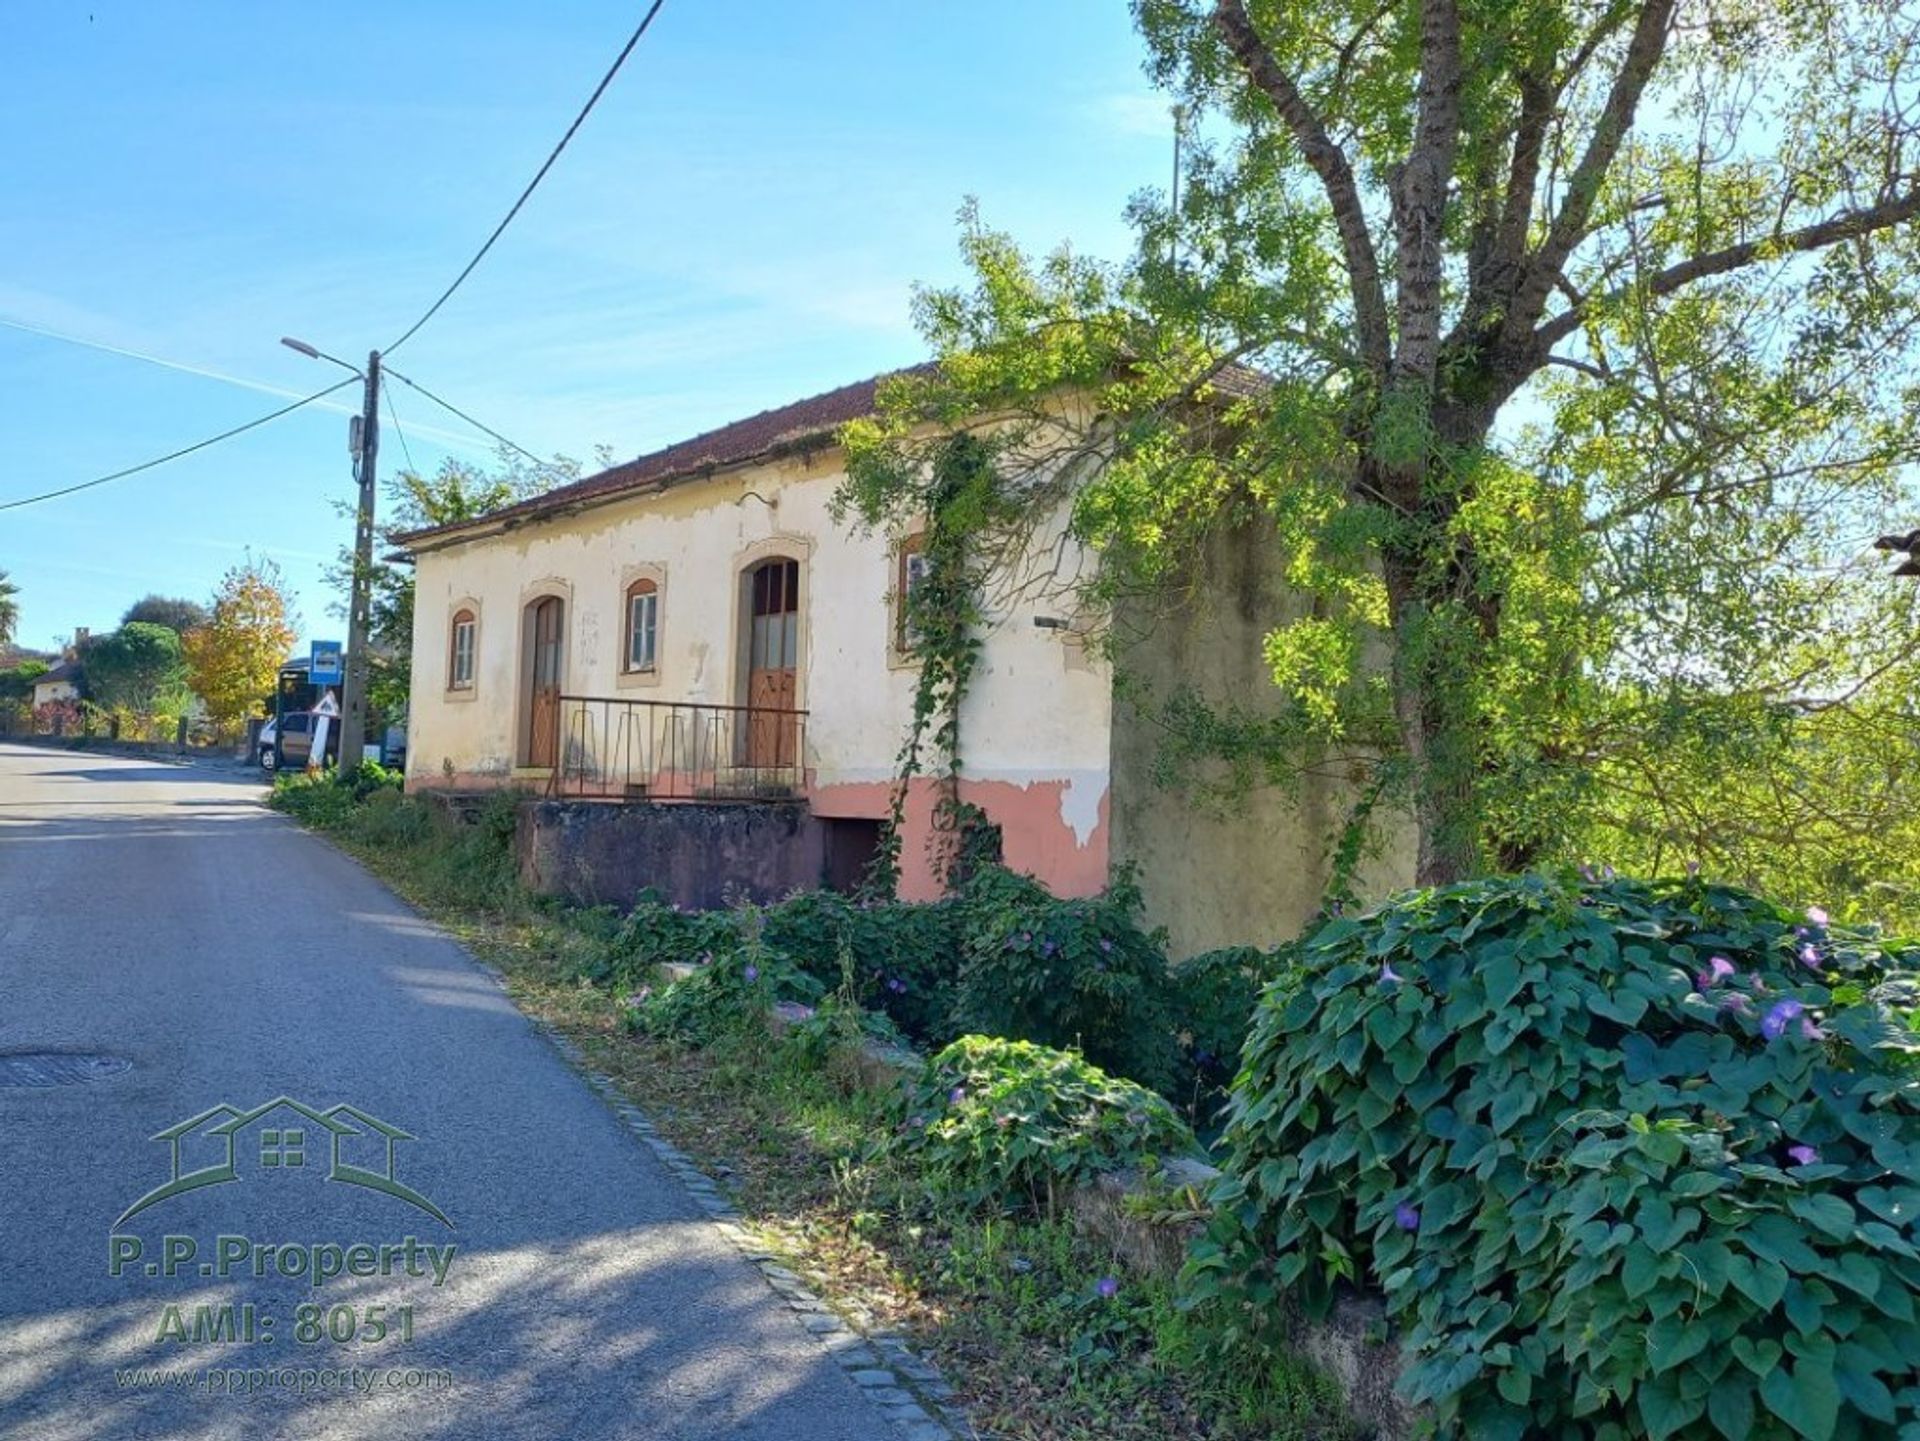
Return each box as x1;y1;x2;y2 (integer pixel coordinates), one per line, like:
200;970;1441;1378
395;373;1410;955
31;659;81;709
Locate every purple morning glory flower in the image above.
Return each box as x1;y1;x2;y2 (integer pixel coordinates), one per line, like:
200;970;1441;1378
949;1087;966;1105
1761;998;1805;1040
1578;864;1597;882
1800;1016;1828;1042
1099;938;1114;953
1787;1144;1821;1167
1686;860;1701;876
1799;943;1822;970
1394;1202;1421;1232
1020;931;1032;944
1096;1276;1120;1299
1720;992;1753;1013
1807;906;1830;927
1698;955;1736;989
888;977;907;993
1040;940;1057;958
743;964;759;982
1380;962;1403;986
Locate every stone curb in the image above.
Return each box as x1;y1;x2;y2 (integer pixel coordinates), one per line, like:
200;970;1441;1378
495;986;976;1441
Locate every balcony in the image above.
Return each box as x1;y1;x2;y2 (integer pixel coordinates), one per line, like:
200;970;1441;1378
549;695;807;801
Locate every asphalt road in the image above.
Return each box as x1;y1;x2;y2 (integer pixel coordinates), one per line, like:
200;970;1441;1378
0;744;897;1440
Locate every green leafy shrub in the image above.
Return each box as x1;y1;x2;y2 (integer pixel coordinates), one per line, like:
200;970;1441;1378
338;759;403;800
583;889;740;991
623;944;825;1047
1168;944;1287;1124
888;1035;1198;1213
759;888;966;1044
1187;871;1920;1441
952;867;1179;1091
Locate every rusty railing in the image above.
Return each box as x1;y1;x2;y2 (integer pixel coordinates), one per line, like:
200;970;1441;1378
550;695;808;801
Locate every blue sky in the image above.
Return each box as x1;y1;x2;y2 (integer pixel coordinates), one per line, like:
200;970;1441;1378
0;2;1177;653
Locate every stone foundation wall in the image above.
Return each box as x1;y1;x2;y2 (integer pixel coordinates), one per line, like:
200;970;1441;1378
516;798;828;910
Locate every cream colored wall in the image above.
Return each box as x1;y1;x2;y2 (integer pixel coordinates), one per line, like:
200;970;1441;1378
406;448;1115;890
1107;518;1416;958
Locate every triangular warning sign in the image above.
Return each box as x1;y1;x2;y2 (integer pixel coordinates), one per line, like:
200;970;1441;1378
313;690;341;718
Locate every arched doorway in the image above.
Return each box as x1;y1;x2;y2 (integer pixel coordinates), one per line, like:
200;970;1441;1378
743;557;799;769
521;595;565;767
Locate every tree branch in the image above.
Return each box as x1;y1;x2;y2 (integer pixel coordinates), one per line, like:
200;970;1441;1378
1213;0;1392;376
1391;0;1464;385
1532;184;1920;354
1501;0;1677;348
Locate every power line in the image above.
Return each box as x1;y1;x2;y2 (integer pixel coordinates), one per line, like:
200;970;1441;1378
381;375;419;476
383;1;669;357
383;368;546;466
0;379;357;513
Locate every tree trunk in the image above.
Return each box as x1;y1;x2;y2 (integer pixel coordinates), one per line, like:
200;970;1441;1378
1368;400;1503;888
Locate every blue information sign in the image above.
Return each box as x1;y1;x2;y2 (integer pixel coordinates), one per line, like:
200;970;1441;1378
309;641;344;686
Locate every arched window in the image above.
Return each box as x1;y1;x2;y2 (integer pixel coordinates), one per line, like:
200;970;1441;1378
624;579;658;673
448;608;476;691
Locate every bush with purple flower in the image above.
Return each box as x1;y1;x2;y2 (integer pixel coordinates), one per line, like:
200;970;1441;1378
1187;870;1920;1440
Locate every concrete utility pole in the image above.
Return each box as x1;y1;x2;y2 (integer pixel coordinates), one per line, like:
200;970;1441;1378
343;349;381;765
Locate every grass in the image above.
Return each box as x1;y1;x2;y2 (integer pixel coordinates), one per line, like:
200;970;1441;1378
272;779;1348;1441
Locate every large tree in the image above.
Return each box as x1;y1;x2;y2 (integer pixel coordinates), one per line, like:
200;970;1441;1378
182;559;299;734
845;0;1920;900
80;623;189;718
121;595;210;635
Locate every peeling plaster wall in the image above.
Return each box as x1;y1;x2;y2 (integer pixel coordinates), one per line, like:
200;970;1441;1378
1108;518;1416;957
406;448;1113;898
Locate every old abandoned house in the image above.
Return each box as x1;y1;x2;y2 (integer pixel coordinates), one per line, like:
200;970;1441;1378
394;373;1409;955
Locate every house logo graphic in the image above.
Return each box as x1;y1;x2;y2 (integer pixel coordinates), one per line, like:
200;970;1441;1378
116;1096;452;1228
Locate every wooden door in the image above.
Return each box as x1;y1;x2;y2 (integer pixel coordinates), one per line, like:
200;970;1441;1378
745;559;799;769
524;596;564;768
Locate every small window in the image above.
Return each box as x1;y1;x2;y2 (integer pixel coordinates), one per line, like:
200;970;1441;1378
894;533;931;655
624;580;658;673
449;609;476;690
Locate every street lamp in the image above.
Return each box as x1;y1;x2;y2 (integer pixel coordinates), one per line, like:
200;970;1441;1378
283;335;382;768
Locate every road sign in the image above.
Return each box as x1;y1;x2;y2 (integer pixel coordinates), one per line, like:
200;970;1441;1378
310;641;344;686
313;690;341;719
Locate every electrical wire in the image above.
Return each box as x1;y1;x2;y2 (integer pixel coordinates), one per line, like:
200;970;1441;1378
0;379;357;513
382;1;669;357
381;375;419;477
383;368;546;466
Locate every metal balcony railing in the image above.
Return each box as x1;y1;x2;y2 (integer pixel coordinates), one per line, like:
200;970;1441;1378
549;695;807;801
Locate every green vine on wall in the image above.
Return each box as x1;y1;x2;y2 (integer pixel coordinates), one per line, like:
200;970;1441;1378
860;435;1013;898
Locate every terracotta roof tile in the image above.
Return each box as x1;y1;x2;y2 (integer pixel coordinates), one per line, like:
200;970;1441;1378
396;368;931;548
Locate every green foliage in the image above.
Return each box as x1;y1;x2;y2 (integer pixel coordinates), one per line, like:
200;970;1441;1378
581;889;739;993
0;569;17;649
623;943;824;1048
888;1035;1198;1214
757;888;967;1044
1168;943;1286;1122
1188;871;1920;1440
80;622;190;718
121;595;208;634
952;866;1179;1092
846;0;1920;894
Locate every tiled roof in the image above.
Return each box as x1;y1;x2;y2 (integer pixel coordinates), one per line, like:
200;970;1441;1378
35;660;80;685
394;360;1268;551
395;369;932;549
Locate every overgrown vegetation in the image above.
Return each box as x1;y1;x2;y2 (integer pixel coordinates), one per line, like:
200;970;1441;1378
889;1035;1198;1213
1190;872;1920;1440
269;769;1342;1441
